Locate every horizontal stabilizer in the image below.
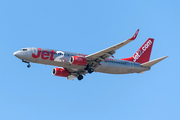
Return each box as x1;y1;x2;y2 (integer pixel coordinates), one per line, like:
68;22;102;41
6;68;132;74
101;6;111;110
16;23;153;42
140;56;168;67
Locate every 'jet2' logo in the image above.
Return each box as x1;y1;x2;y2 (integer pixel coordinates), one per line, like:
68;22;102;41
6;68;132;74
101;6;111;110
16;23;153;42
32;48;55;61
133;40;152;62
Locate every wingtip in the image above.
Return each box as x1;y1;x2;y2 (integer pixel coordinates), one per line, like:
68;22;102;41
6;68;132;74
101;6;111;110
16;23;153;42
129;29;139;40
160;56;168;59
164;56;168;59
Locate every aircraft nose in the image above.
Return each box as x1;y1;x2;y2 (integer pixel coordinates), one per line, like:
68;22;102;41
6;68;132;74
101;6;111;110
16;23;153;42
13;51;20;57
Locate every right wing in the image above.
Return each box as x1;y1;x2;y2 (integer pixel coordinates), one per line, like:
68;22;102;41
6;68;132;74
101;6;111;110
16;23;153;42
85;29;139;67
65;29;140;79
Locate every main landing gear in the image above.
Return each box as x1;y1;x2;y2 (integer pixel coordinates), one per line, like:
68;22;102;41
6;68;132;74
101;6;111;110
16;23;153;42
84;66;94;74
22;59;31;68
78;68;94;81
88;68;94;74
78;66;94;81
78;75;83;81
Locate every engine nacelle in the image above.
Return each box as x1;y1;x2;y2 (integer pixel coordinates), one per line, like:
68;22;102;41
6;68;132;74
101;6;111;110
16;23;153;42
52;68;69;77
69;56;87;65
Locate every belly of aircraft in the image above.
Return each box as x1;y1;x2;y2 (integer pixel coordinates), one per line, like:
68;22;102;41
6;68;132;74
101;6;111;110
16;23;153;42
94;63;130;74
95;62;148;74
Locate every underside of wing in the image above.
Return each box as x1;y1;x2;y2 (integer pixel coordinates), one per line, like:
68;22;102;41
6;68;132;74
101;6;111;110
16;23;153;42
65;67;87;80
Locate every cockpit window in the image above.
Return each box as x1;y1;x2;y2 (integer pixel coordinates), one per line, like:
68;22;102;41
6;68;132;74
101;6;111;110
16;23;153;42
20;49;27;51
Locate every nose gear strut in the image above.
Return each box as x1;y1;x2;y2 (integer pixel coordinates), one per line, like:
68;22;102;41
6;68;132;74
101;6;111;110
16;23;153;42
22;59;31;68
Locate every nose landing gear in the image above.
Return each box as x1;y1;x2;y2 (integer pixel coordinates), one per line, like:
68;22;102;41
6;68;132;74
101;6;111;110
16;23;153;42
27;64;31;68
22;59;31;68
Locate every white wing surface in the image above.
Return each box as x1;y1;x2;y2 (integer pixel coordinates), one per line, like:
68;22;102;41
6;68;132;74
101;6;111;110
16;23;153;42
86;29;139;62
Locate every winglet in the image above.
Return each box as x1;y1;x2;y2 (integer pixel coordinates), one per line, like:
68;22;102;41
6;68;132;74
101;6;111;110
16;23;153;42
129;29;139;40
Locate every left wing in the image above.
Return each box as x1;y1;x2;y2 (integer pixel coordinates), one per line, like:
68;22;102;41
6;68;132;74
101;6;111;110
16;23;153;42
85;29;139;67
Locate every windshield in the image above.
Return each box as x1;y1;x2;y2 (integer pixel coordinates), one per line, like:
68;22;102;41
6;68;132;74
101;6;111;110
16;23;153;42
20;49;27;51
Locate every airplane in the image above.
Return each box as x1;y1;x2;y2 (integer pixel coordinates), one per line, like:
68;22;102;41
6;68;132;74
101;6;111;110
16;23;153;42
13;29;167;80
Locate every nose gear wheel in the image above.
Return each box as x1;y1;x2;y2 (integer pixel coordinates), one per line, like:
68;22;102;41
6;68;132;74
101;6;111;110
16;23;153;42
22;59;31;68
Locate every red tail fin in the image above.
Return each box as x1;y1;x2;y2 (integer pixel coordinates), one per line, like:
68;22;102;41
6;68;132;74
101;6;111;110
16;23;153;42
121;38;154;63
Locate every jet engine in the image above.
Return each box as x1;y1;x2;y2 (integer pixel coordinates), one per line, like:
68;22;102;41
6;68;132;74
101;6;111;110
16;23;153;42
69;56;87;65
52;68;69;77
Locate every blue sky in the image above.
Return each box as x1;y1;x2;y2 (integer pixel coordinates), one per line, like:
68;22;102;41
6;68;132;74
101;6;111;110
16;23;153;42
1;0;180;120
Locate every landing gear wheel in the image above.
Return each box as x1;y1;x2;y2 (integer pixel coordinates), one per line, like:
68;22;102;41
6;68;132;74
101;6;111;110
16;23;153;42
78;75;83;81
27;64;31;68
22;59;31;68
88;68;94;74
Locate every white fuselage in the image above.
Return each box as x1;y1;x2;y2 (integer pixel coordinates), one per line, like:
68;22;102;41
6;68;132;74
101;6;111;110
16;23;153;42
14;47;150;74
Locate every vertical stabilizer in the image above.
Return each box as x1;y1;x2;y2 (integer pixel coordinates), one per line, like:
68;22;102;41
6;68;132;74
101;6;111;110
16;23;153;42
121;38;154;63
